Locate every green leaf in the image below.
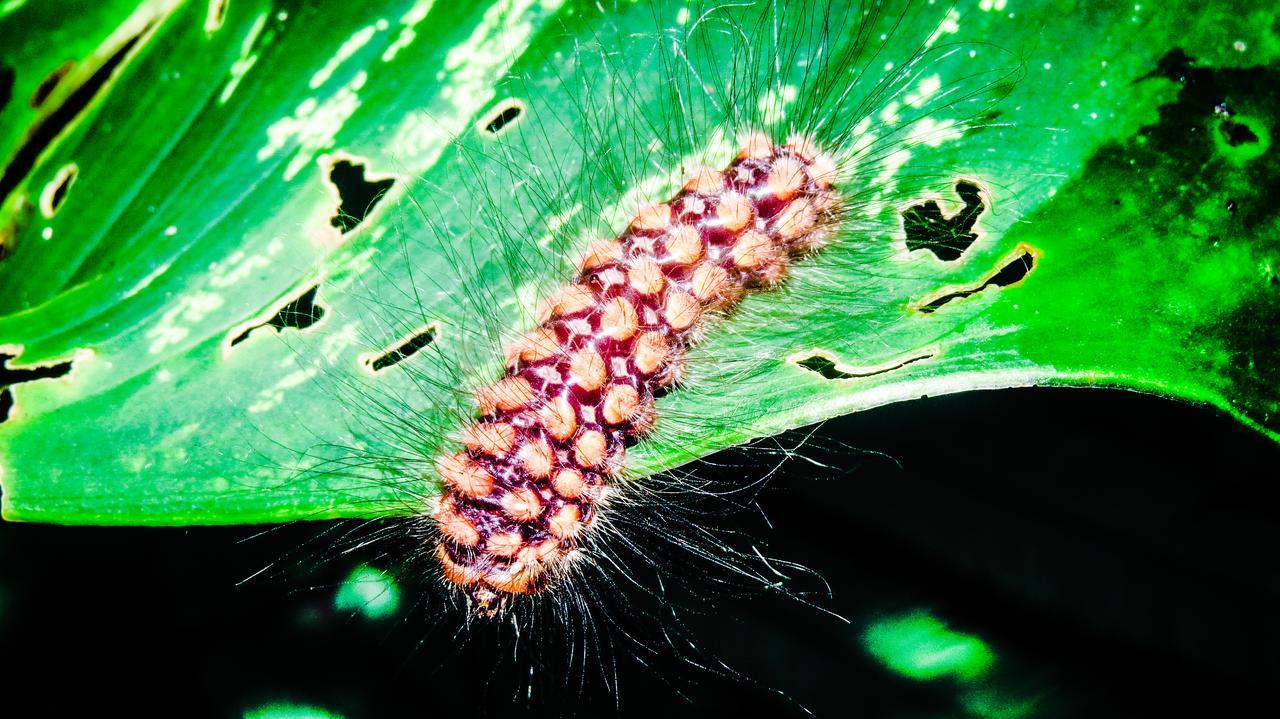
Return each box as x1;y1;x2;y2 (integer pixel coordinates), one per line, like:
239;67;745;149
1;0;1276;525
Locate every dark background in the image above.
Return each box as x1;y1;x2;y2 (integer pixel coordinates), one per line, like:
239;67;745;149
0;386;1276;718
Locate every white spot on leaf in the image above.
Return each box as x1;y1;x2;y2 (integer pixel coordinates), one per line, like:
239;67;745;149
310;24;379;89
219;12;268;104
381;0;436;63
146;292;226;354
258;72;367;180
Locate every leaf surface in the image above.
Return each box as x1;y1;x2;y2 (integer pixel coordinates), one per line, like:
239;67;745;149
0;0;1276;524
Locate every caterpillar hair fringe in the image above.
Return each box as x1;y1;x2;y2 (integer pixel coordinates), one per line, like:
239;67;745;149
251;0;1033;706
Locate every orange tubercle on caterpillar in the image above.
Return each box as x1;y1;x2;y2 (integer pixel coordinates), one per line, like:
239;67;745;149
432;133;841;614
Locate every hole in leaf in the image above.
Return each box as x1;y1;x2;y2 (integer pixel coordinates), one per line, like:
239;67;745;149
1218;118;1260;147
0;65;14;115
1145;48;1196;86
0;353;73;423
903;180;986;261
793;351;933;380
917;249;1037;314
482;100;524;135
0;20;152;208
29;59;73;108
230;285;325;346
362;325;437;372
38;163;77;217
797;355;846;379
205;0;228;33
327;159;394;234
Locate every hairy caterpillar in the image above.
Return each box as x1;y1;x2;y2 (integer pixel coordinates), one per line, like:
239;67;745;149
211;0;1037;656
1;0;1033;702
5;1;1280;714
358;0;1029;624
435;134;841;611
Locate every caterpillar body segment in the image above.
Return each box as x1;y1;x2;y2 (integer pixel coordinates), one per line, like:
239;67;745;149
434;134;842;613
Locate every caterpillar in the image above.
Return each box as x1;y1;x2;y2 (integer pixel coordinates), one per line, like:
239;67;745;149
5;0;1275;713
434;133;841;612
0;0;1026;660
381;0;1027;620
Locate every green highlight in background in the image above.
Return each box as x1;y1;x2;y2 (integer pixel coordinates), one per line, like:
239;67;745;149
244;703;345;719
863;610;996;682
333;563;401;620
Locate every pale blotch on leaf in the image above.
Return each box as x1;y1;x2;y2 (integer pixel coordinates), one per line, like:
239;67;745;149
218;12;268;105
391;0;562;167
309;23;381;90
381;0;437;63
258;71;367;180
